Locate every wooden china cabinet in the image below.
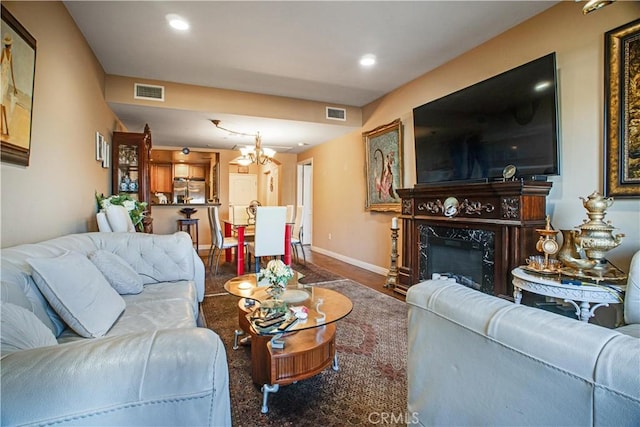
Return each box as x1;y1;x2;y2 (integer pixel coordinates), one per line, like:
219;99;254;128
111;124;153;232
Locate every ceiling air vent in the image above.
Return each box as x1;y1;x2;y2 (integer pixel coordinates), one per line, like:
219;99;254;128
134;83;165;101
326;106;346;121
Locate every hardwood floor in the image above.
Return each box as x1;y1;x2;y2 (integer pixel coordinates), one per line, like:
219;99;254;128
300;246;405;302
199;245;406;301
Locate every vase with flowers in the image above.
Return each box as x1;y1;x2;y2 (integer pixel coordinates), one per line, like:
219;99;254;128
95;192;148;232
257;259;294;307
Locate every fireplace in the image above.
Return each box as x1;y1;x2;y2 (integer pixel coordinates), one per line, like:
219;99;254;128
420;226;495;294
396;181;552;296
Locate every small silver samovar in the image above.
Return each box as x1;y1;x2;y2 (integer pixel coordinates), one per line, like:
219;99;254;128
573;191;625;268
560;191;627;282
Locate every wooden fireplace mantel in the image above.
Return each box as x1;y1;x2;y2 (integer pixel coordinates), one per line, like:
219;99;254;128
396;180;552;296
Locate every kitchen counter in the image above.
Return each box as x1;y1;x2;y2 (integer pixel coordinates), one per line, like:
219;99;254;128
148;204;220;250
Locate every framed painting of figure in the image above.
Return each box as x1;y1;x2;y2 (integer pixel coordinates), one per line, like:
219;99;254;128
364;119;403;212
1;5;36;167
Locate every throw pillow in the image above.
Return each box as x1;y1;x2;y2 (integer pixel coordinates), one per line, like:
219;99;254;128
1;302;58;356
27;251;125;338
88;250;143;295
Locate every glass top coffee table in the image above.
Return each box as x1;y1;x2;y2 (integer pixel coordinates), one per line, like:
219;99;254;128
224;272;353;413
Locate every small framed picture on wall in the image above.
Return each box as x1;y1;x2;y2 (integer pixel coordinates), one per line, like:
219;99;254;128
102;140;110;169
96;132;104;161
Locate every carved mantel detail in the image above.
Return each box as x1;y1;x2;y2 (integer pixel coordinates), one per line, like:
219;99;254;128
402;199;413;215
417;198;495;217
501;197;520;219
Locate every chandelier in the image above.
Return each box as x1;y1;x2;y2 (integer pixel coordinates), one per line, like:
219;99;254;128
211;119;275;165
579;0;614;14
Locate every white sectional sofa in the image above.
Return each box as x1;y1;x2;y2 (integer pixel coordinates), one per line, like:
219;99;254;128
407;251;640;426
1;231;230;426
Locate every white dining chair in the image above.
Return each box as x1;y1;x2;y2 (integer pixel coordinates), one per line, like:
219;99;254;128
96;205;136;232
290;205;305;264
247;206;287;273
229;205;250;225
208;206;248;275
285;205;294;223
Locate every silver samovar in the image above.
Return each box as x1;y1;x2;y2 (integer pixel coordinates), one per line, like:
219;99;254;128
573;191;625;266
570;191;625;278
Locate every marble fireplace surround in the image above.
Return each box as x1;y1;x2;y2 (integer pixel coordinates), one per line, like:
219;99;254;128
419;225;495;295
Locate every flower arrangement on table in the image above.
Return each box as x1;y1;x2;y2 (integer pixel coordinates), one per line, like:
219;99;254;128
257;259;294;300
95;192;148;232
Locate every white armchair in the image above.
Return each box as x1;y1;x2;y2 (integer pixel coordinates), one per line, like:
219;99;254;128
616;250;640;337
96;205;136;232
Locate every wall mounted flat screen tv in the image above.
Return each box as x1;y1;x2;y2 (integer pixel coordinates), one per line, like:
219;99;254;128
413;52;560;185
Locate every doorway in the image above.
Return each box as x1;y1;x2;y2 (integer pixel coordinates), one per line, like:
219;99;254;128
296;160;313;245
229;173;257;206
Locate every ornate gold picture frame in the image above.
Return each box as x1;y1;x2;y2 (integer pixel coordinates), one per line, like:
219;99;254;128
363;119;403;212
604;19;640;197
1;5;36;167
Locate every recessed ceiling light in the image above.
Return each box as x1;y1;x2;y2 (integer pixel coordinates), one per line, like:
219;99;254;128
359;54;376;67
166;14;189;31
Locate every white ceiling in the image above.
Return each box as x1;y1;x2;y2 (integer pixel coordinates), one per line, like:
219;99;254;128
63;1;558;153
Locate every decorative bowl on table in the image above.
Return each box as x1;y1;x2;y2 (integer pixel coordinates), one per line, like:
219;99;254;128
179;208;197;218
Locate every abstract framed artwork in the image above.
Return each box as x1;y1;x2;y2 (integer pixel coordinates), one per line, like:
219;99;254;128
363;119;403;212
604;18;640;198
1;5;36;167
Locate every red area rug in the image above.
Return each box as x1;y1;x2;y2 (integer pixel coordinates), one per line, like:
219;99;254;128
202;273;408;426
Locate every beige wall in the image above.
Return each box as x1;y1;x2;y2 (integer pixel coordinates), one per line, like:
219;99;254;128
2;1;639;277
1;1;117;248
305;1;640;272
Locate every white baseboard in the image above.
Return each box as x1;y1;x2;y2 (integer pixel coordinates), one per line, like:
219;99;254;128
310;245;388;276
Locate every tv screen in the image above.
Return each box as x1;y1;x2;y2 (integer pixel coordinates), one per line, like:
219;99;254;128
413;53;560;184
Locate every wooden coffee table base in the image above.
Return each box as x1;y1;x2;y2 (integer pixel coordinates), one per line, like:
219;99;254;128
236;299;338;413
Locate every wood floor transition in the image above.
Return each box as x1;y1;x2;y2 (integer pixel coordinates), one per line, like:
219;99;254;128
199;245;405;302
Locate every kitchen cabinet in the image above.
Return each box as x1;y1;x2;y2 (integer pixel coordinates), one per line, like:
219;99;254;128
151;163;172;193
174;163;189;179
149;149;219;205
174;163;206;180
189;164;206;180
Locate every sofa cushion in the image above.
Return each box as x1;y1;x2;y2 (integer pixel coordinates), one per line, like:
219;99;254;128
88;250;143;294
57;297;197;344
123;281;199;318
27;251;125;338
1;302;58;356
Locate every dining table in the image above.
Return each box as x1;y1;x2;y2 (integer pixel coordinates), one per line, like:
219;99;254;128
222;219;292;276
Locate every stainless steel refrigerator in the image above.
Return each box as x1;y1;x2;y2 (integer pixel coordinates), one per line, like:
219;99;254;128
173;179;188;204
187;180;206;204
174;179;206;204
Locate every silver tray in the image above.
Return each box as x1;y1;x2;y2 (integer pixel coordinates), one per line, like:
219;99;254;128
522;266;562;276
560;264;627;283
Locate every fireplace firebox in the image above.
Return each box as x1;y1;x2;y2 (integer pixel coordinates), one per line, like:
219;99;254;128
422;226;494;294
396;181;552;296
